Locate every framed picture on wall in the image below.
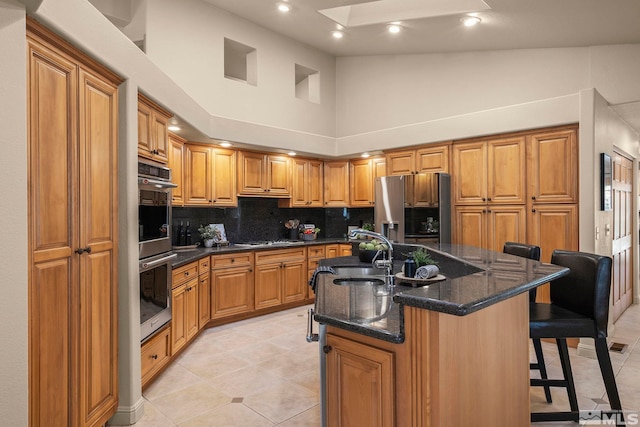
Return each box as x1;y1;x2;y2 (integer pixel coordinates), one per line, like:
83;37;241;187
600;153;612;211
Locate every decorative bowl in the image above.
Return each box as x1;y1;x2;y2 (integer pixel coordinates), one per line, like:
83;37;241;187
358;249;381;263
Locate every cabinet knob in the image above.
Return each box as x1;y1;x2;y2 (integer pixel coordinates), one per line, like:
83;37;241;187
532;208;536;213
151;354;158;360
487;197;492;201
184;272;189;276
323;345;332;354
482;197;486;202
75;246;91;255
231;259;235;263
532;196;536;200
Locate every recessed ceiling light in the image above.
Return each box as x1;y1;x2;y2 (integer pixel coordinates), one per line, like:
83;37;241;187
361;152;370;158
220;141;232;148
288;151;297;156
331;30;344;39
387;24;402;34
277;3;290;13
168;125;180;131
461;16;481;27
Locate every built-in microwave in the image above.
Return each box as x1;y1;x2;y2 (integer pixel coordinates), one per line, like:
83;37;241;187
138;160;177;259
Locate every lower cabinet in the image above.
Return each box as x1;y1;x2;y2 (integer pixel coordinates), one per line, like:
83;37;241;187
171;276;199;355
326;333;395;427
141;325;171;388
255;247;307;309
326;243;353;259
210;252;255;319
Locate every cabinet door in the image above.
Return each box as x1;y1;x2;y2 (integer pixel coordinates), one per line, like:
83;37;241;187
198;273;210;329
326;334;395;427
486;205;527;253
141;326;171;388
416;144;450;173
78;68;119;426
184;144;212;206
385;149;415;175
255;263;283;309
137;100;153;159
350;159;375;207
171;283;187;355
266;155;291;196
324;161;350;207
487;136;526;204
339;244;353;256
452;141;487;205
291;159;308;207
238;151;266;194
152;111;169;163
528;204;578;302
452;206;486;248
308;160;324;207
282;260;307;303
413;173;437;207
168;134;185;206
211;266;255;319
185;278;199;341
325;244;340;258
212;148;237;206
528;128;578;204
28;39;77;427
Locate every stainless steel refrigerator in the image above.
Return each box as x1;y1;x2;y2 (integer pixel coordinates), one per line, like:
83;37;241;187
374;173;451;244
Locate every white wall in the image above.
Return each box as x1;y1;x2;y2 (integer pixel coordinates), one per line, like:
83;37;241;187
145;0;337;148
0;2;28;425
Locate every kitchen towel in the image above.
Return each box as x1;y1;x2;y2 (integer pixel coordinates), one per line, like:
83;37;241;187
308;266;336;294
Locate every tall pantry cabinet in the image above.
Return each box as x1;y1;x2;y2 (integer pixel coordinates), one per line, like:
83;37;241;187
27;19;121;427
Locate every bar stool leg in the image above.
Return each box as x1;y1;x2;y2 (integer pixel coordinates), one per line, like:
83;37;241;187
594;338;623;413
532;338;553;403
557;339;579;414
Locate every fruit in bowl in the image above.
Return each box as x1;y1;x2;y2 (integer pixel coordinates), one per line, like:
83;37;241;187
358;239;389;262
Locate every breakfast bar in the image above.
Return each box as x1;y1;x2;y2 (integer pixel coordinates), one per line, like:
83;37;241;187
313;244;569;427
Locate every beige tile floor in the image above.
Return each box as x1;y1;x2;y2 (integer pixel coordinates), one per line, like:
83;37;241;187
125;303;640;426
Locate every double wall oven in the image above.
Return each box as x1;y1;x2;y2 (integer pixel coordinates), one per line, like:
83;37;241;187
138;159;177;341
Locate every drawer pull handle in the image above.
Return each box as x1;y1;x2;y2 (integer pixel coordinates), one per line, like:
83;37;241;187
151;354;158;360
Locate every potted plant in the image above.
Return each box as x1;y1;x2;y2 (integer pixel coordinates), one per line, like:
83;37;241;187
197;224;220;248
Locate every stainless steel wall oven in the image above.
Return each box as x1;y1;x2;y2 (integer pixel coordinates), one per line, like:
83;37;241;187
138;159;177;341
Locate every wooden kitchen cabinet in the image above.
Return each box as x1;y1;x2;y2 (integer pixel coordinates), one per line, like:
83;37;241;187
324;161;350;207
452;136;526;205
168;132;186;206
171;261;199;355
255;248;307;309
307;245;327;281
141;325;171;388
198;257;211;329
528;203;578;301
527;126;578;204
350;157;386;207
138;93;172;164
210;252;255;319
385;143;451;175
453;205;526;253
27;20;120;427
184;144;237;207
404;172;440;207
280;158;324;207
326;333;395;427
238;150;291;197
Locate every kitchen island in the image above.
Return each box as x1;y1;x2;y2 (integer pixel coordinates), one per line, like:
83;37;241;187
314;244;568;427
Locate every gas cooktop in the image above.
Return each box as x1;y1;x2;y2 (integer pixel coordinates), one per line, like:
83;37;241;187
233;240;303;248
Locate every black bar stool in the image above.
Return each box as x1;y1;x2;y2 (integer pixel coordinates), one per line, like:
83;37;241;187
503;242;552;403
529;250;622;424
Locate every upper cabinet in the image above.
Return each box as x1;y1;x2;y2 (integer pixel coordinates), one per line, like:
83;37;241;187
238;151;291;197
386;143;451;176
168;133;186;206
280;158;323;208
527;126;578;204
138;93;172;164
452;136;526;205
184;144;237;207
323;161;350;207
349;157;386;207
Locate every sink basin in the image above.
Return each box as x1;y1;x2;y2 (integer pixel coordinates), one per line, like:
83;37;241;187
331;266;387;277
330;277;393;323
332;277;386;286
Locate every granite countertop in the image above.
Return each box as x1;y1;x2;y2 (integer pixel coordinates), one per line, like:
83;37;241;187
171;238;351;267
314;243;569;343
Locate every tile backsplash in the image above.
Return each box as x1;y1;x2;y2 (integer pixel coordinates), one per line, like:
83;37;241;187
172;198;374;243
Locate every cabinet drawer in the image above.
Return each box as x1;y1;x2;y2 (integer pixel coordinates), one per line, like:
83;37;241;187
255;247;306;265
211;252;254;269
172;262;198;288
308;259;320;271
307;245;326;260
198;256;210;274
141;325;171;386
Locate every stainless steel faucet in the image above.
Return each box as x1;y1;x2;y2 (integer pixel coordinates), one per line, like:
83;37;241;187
349;229;395;280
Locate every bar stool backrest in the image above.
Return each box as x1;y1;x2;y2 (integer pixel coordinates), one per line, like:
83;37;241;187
503;242;541;302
